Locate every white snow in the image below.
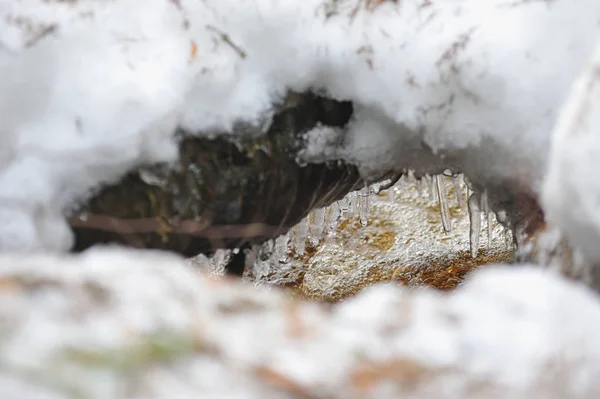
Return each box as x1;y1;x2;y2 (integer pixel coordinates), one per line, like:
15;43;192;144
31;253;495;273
542;44;600;265
2;248;600;398
0;0;599;251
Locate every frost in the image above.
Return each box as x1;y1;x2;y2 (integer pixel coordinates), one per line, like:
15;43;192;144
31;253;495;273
0;0;599;251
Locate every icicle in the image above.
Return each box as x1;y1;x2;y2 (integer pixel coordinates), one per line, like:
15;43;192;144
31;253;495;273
338;197;350;215
349;191;359;216
467;193;481;258
487;213;493;248
495;210;514;249
309;208;326;246
253;240;275;279
274;234;289;262
327;202;341;232
292;218;308;255
425;174;434;201
453;175;464;207
387;186;396;201
416;177;424;198
244;245;259;274
211;249;230;271
435;174;452;233
480;190;492;249
358;185;371;227
319;203;339;244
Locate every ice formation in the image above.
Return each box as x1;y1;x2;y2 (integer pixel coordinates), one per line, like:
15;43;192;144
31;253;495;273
0;0;599;251
236;174;511;297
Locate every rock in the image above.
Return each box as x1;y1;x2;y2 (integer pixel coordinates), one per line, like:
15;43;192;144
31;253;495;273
68;94;380;256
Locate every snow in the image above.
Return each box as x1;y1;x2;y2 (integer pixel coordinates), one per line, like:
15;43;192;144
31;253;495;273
1;247;600;398
1;0;599;251
542;44;600;265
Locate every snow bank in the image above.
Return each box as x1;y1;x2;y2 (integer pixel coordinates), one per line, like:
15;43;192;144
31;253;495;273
0;247;599;398
543;45;600;264
0;0;599;251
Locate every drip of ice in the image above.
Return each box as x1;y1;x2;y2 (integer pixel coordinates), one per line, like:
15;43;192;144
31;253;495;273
480;190;493;249
309;208;326;246
328;201;341;230
435;174;452;233
453;175;464;207
358;185;371;227
275;234;290;262
250;239;277;280
495;210;514;250
292;218;308;255
338;197;350;215
210;249;230;274
351;190;360;217
417;178;424;198
387;179;398;201
425;175;435;201
468;192;482;258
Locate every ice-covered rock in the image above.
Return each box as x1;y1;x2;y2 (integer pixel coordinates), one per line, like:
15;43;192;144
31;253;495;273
0;247;599;398
0;0;599;251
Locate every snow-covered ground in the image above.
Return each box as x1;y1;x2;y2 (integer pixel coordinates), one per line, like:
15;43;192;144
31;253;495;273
1;248;600;399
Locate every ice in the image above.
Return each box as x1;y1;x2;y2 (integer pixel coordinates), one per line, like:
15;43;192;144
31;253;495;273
358;185;371;227
274;233;290;263
309;208;326;246
435;174;452;233
327;201;341;231
480;190;493;249
350;190;360;216
417;178;424;198
1;0;599;251
425;174;435;201
452;175;464;207
468;192;482;258
337;196;351;215
292;218;308;255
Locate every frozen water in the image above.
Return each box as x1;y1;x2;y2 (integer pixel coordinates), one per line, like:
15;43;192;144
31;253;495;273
245;174;511;296
358;185;371;227
468;192;482;258
435;174;452;233
292;218;309;255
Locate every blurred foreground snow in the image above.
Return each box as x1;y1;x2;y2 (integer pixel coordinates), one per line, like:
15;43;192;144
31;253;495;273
1;248;600;399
